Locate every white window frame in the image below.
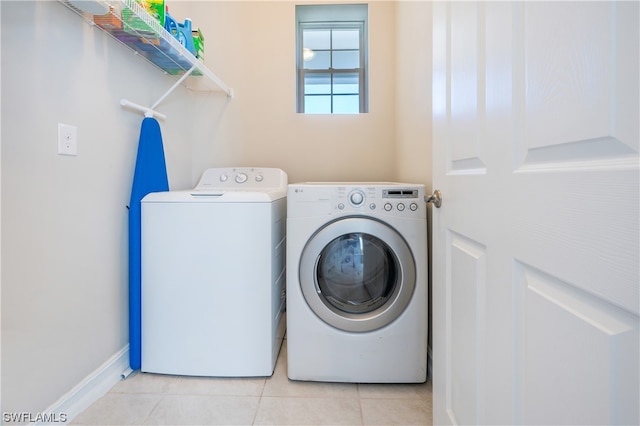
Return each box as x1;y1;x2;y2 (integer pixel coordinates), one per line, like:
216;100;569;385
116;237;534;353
296;4;369;114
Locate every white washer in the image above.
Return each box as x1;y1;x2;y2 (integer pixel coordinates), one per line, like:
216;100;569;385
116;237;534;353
287;182;427;383
141;167;287;377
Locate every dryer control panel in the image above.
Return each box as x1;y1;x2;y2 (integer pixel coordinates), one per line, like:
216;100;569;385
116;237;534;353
336;186;423;217
288;183;425;219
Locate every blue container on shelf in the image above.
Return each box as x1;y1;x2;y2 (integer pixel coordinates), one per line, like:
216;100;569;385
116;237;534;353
177;18;196;56
164;9;178;38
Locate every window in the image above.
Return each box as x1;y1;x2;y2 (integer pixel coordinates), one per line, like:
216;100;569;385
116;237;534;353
296;4;368;114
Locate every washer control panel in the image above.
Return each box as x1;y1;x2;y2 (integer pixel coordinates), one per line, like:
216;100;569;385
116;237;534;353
195;167;287;191
331;184;424;217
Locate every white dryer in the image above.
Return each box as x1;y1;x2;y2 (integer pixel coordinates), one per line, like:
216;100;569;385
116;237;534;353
287;182;427;383
141;167;287;377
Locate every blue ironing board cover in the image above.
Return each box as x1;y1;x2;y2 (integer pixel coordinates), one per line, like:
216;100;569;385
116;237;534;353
128;117;169;370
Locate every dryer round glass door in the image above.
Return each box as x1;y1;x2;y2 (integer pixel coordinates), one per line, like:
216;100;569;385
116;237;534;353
299;217;416;332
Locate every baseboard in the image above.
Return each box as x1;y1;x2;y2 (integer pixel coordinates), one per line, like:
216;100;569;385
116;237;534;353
38;345;130;424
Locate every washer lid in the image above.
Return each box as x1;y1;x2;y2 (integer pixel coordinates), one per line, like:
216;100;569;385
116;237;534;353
142;167;288;203
142;189;286;203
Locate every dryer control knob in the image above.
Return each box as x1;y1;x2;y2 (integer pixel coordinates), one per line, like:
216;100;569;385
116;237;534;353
235;173;248;183
220;174;229;182
255;174;264;182
349;190;365;206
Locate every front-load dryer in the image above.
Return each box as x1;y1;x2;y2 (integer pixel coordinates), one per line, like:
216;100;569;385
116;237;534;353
286;182;428;383
141;167;287;377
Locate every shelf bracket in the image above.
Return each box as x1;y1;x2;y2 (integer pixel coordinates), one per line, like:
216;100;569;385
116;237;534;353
151;64;198;110
120;64;198;120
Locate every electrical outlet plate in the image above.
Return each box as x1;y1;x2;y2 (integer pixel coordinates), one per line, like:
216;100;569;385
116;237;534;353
58;123;77;156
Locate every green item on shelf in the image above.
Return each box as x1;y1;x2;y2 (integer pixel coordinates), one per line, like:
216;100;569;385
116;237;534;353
192;28;205;60
122;0;165;37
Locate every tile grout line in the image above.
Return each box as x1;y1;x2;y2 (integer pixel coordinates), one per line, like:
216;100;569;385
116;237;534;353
357;384;366;426
139;393;167;426
251;376;269;425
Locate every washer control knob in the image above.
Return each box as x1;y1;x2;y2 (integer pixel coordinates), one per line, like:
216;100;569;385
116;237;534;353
220;174;229;182
369;203;376;210
235;173;248;184
410;203;418;211
349;190;365;206
255;174;264;182
384;203;393;211
338;203;345;210
397;203;405;211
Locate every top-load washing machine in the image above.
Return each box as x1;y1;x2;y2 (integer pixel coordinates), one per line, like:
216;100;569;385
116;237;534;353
141;167;287;377
287;182;427;383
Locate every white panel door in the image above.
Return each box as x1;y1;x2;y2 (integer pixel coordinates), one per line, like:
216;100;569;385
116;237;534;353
431;2;639;425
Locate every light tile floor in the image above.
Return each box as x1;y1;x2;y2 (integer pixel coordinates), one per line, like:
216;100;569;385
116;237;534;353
72;340;432;425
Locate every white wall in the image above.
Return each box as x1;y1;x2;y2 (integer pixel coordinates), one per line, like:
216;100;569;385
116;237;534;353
395;1;432;186
1;0;432;417
394;0;433;354
1;1;199;416
169;0;398;184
